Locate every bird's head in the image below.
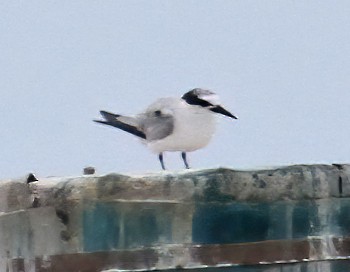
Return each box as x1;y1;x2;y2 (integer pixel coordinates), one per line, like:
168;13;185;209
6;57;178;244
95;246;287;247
182;88;238;119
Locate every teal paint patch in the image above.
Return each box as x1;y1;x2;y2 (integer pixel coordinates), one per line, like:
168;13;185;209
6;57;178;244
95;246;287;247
83;203;120;252
192;203;269;244
125;209;158;246
192;200;347;245
124;207;172;248
337;199;350;236
83;202;173;252
265;203;290;240
292;201;319;238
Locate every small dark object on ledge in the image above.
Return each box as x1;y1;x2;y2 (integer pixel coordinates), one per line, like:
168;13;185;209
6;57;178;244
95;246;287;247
32;197;40;208
27;173;38;184
83;167;95;175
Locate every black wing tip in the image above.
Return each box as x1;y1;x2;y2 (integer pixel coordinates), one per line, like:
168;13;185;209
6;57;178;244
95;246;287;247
93;112;147;139
99;110;120;119
99;110;112;115
93;119;107;124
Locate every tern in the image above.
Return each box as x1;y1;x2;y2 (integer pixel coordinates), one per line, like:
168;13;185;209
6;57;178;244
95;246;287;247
94;88;237;170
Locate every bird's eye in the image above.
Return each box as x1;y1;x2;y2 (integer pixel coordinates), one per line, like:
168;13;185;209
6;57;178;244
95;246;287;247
154;110;161;116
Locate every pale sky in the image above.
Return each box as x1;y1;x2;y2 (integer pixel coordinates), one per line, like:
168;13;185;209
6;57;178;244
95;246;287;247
1;1;350;179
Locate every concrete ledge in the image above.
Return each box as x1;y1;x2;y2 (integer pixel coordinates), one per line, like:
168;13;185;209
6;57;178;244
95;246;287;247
1;164;350;271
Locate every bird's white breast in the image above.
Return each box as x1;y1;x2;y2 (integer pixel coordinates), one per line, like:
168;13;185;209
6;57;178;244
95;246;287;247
147;100;216;153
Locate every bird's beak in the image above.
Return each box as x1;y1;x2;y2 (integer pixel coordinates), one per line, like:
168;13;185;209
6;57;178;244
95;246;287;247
210;105;238;119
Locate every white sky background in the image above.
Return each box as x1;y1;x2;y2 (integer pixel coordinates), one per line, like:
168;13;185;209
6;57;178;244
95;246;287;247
1;1;350;179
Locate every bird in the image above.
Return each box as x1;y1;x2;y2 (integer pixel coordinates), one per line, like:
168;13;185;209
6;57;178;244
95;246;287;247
94;88;237;170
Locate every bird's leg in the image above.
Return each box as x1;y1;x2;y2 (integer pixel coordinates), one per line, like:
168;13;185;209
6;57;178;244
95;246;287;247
181;152;190;169
159;153;166;170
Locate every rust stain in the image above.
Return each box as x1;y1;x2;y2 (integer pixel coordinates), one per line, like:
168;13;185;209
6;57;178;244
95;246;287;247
11;258;25;272
332;237;350;257
191;240;310;265
8;238;350;272
35;249;158;272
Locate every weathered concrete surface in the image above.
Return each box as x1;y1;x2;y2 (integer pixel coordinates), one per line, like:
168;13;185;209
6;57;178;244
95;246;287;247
0;164;350;271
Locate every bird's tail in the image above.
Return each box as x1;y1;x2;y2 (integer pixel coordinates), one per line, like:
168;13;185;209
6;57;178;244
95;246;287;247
94;111;146;139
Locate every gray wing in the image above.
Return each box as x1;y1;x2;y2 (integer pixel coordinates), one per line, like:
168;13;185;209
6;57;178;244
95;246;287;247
140;115;174;141
94;111;146;139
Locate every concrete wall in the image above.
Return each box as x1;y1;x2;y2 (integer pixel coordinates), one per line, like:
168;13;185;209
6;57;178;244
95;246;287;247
1;164;350;271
